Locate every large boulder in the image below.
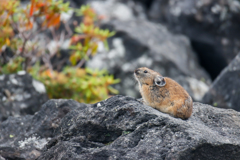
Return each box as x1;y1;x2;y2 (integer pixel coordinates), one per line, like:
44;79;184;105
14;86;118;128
149;0;240;79
87;19;210;101
1;96;240;159
203;53;240;111
0;72;48;121
0;99;82;160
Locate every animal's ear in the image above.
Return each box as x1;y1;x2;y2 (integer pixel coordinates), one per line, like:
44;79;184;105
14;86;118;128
154;76;166;87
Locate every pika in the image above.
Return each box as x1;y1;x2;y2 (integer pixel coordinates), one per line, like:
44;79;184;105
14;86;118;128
134;67;193;120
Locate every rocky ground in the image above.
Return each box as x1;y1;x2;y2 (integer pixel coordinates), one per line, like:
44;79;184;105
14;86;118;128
0;96;240;160
1;0;240;159
203;52;240;111
0;71;48;122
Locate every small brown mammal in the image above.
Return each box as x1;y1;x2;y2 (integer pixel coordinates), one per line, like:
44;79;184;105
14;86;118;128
134;67;193;119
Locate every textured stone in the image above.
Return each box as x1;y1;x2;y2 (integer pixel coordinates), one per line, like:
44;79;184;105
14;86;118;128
1;96;240;159
0;72;48;121
37;96;240;160
0;99;82;160
203;53;240;111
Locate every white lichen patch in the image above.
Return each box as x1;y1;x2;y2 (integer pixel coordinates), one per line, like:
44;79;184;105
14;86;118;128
0;75;5;81
2;96;7;102
17;70;26;75
20;103;27;109
10;78;18;85
19;136;51;150
32;79;46;94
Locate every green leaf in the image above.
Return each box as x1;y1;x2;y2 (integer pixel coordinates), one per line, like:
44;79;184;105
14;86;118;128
108;31;116;37
86;89;91;98
69;45;77;50
75;26;82;33
94;27;100;34
103;40;109;51
108;86;119;94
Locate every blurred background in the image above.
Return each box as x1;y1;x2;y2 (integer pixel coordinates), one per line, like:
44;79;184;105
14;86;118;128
0;0;240;121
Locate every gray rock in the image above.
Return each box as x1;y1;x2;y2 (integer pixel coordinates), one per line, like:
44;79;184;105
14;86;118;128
90;0;135;21
149;0;240;79
35;96;240;160
0;156;5;160
0;72;48;121
175;76;209;102
1;96;240;159
0;99;83;160
87;19;210;100
203;52;240;111
89;0;147;21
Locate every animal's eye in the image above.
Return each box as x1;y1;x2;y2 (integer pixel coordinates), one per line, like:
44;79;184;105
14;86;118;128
144;70;148;73
156;81;160;84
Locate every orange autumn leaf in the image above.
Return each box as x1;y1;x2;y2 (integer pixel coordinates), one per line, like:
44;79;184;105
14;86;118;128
2;14;10;26
6;38;10;46
83;16;94;26
42;69;53;78
44;14;60;27
25;21;33;30
36;2;46;8
30;0;48;16
71;35;86;44
29;0;36;16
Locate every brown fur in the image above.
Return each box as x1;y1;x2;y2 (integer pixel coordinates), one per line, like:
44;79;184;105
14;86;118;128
134;67;193;119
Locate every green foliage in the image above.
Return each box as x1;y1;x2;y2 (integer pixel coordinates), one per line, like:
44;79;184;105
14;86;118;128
69;5;115;67
0;1;119;103
30;65;120;103
0;57;25;73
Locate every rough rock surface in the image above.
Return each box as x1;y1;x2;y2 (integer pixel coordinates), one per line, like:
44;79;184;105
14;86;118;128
35;96;240;160
0;71;48;121
0;99;82;160
87;19;210;101
149;0;240;79
203;53;240;111
1;96;240;159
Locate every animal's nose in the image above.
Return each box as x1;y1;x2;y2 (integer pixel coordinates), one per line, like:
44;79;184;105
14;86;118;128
134;69;140;74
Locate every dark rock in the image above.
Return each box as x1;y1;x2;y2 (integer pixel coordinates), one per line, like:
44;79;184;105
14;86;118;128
1;96;240;159
203;53;240;111
0;72;48;121
35;96;240;160
132;0;154;9
87;19;210;101
0;99;83;160
67;0;87;7
149;0;240;79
